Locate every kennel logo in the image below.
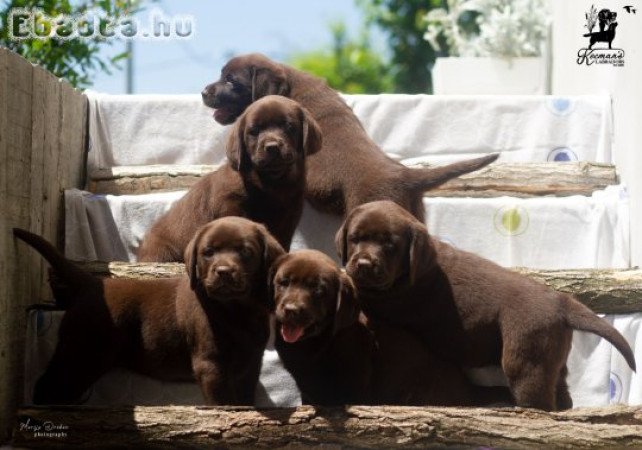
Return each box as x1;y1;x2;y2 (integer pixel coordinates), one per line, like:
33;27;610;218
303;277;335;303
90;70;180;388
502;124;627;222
577;5;625;66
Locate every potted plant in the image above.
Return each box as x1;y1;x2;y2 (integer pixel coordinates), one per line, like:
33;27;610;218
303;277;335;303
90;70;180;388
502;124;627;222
424;0;551;94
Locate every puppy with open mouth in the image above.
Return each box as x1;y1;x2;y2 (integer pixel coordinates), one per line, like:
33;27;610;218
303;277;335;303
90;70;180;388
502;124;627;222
271;250;371;405
271;250;514;407
201;53;498;220
137;95;321;262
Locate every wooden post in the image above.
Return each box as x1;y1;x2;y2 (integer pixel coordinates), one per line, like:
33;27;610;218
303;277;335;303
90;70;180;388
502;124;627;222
0;48;87;442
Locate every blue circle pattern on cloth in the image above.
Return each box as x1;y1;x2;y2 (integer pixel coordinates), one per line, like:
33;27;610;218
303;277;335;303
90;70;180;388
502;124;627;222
609;372;623;403
547;147;578;162
546;97;575;116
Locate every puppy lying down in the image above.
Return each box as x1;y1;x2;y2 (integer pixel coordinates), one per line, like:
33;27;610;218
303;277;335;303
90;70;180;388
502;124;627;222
14;217;284;405
337;200;636;410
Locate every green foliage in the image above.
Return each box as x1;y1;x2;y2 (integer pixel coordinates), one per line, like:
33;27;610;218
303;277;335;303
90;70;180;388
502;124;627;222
356;0;444;93
289;22;393;94
0;0;140;88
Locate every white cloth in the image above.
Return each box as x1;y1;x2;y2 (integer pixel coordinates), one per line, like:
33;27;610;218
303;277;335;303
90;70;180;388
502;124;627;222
86;92;613;171
24;309;640;407
64;186;630;270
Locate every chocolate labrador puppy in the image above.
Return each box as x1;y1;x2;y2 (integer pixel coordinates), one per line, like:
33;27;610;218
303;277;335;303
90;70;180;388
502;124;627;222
337;201;637;411
137;95;321;262
14;217;284;405
271;250;371;405
201;53;497;219
272;250;514;407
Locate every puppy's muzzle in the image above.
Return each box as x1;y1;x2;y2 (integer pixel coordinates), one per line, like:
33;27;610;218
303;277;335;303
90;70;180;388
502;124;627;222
201;84;218;108
207;265;246;294
276;301;312;343
347;256;384;286
256;141;295;172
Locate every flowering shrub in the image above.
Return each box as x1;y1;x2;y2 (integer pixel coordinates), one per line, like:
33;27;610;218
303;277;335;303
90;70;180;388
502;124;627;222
424;0;550;57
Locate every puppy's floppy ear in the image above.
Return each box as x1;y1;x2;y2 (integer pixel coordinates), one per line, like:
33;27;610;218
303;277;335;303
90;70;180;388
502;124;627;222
300;106;322;156
335;209;357;267
258;224;285;272
267;254;287;312
408;222;435;285
184;226;206;291
334;272;359;334
251;65;289;101
226;114;250;172
334;221;348;267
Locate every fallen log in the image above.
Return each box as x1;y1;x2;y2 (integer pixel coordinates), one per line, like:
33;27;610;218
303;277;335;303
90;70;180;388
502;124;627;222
88;162;618;197
12;404;642;449
71;263;642;314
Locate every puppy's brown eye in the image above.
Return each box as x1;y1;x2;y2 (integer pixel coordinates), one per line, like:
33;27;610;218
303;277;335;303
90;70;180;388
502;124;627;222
348;235;360;244
284;121;295;133
202;246;216;257
313;285;327;298
248;126;260;136
240;246;253;259
277;278;290;287
383;242;395;251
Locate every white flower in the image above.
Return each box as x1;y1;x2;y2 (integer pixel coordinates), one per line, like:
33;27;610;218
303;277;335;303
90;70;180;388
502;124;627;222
424;0;551;58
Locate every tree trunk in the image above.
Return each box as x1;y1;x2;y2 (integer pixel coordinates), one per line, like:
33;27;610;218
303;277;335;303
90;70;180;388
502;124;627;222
12;404;642;449
89;162;617;197
72;263;642;314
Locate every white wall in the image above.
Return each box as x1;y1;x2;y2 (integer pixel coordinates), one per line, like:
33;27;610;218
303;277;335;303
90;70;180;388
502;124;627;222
552;1;642;266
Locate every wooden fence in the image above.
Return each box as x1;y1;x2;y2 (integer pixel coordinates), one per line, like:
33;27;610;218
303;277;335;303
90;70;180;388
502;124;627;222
0;48;87;441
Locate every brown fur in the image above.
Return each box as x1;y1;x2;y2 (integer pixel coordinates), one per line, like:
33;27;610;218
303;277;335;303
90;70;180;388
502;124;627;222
201;53;498;220
336;200;637;411
14;217;284;405
137;95;321;262
271;250;514;406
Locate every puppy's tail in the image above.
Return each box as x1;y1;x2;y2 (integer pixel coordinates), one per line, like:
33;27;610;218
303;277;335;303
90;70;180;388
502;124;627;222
406;153;499;192
13;228;97;308
562;294;636;371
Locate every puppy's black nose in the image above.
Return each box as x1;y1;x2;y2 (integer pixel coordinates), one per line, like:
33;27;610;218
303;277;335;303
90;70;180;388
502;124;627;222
356;258;373;270
215;265;235;280
283;303;300;318
265;143;280;155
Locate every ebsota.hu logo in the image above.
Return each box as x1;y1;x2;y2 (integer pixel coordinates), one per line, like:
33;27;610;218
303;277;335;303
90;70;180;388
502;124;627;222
577;5;628;66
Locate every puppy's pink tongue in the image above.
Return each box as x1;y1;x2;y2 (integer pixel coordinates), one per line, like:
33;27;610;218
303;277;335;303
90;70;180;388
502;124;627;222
281;324;304;343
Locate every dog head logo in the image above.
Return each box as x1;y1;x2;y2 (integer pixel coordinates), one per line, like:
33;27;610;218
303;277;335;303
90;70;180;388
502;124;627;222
577;5;625;66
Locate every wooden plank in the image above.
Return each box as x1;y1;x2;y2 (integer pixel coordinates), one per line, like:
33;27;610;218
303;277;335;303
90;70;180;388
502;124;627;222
64;263;642;314
30;66;48;303
0;47;34;443
87;162;618;197
0;49;88;442
41;70;61;255
62;85;88;191
516;268;642;314
88;164;218;194
0;47;11;444
423;161;618;198
12;404;642;449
